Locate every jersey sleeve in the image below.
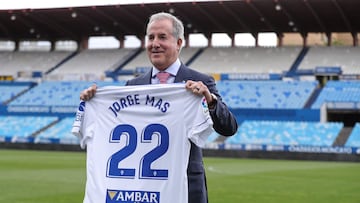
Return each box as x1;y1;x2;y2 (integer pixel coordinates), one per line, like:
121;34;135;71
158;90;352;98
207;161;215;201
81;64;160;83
187;96;214;147
71;100;95;149
71;101;85;145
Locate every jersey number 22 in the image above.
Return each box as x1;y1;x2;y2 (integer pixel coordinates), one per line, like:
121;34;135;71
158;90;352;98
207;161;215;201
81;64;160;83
106;124;169;180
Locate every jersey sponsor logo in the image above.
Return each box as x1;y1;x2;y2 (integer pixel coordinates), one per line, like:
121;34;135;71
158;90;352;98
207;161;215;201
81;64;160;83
106;189;160;203
201;97;209;114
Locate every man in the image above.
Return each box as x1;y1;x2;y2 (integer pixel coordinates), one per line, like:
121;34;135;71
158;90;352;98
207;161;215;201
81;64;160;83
80;12;238;203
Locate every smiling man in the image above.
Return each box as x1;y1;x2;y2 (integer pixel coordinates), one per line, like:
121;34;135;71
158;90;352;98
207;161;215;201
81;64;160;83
80;12;238;203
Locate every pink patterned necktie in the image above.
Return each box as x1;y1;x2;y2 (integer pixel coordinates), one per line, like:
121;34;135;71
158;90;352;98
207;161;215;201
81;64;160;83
156;72;170;84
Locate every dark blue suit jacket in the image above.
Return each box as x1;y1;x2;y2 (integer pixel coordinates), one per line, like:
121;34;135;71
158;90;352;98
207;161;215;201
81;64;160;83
126;63;238;203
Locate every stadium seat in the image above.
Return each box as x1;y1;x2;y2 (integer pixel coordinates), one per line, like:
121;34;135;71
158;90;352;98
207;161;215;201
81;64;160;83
0;116;58;142
224;120;343;147
298;46;360;74
8;81;125;107
35;117;80;145
0;51;74;78
217;80;318;109
190;46;302;74
0;84;31;104
311;81;360;109
344;123;360;147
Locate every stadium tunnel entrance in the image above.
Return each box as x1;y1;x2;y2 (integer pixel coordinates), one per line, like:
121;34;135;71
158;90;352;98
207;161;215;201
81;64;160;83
327;110;360;127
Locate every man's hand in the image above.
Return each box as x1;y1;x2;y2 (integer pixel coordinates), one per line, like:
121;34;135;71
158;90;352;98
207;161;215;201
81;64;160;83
80;84;97;101
185;80;215;108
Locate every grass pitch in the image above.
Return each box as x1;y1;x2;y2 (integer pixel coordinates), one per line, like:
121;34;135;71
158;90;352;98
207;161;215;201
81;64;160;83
0;149;359;203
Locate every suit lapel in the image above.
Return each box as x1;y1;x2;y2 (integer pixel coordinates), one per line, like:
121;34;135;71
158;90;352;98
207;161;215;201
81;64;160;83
174;64;192;83
139;70;153;85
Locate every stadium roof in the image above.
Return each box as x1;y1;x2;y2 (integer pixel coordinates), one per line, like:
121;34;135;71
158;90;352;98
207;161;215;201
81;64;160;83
0;0;359;41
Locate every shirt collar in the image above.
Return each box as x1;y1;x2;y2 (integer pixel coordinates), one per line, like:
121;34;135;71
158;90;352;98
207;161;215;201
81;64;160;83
152;58;181;78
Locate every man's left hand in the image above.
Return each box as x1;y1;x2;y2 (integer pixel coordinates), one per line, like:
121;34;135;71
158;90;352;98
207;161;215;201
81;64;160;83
185;80;215;108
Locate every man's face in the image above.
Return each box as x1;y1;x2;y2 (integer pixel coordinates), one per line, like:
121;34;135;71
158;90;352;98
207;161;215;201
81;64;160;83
146;19;182;71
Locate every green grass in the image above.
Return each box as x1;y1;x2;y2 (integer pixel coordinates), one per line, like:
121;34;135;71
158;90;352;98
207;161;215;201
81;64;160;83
0;149;85;203
0;149;359;203
206;158;360;203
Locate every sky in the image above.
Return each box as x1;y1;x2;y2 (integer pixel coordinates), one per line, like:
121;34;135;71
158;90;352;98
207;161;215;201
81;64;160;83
0;0;277;48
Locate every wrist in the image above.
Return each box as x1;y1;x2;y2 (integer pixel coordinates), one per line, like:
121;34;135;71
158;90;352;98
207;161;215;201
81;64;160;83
208;93;217;109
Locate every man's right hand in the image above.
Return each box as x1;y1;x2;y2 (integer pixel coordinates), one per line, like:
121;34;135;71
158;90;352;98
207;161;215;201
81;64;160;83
80;84;97;101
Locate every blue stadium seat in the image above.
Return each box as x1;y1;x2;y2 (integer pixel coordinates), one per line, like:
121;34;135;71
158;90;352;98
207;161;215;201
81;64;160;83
217;80;318;109
9;81;125;107
35;117;80;145
344;123;360;147
0;116;58;142
311;81;360;109
224;120;342;147
0;84;30;104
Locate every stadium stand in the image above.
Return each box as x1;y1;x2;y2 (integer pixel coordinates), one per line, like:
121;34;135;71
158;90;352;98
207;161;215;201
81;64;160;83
0;83;32;104
179;47;202;65
35;117;80;145
0;51;74;78
1;50;358;155
1;81;125;143
120;49;151;72
1;46;359;159
224;120;343;147
298;46;360;74
189;46;302;74
311;80;360;109
0;115;58;142
8;81;125;107
217;80;318;109
0;47;360;161
49;48;136;77
344;123;360;147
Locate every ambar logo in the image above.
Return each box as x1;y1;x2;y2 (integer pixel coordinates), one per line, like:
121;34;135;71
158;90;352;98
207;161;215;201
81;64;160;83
106;189;160;203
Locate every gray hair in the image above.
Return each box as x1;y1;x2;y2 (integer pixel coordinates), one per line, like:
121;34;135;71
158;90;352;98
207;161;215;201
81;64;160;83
146;12;185;42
